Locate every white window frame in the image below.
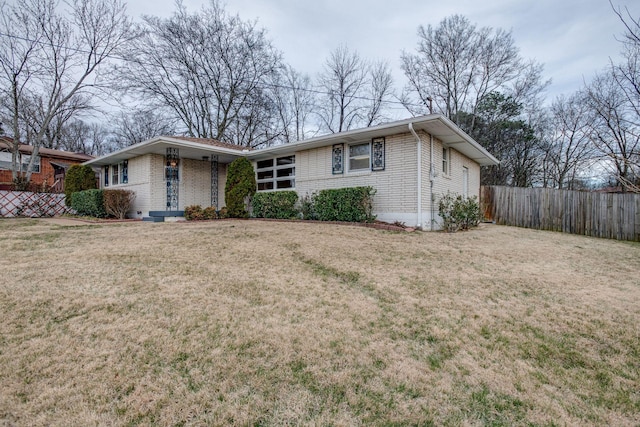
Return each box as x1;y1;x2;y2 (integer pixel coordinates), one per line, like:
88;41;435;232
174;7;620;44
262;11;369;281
111;163;120;185
442;147;450;175
106;161;129;186
348;142;371;172
256;155;295;191
22;155;40;173
0;151;40;173
463;166;469;198
0;150;12;170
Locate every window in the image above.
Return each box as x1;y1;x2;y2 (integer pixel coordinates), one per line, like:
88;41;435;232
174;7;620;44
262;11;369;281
111;163;120;185
349;143;370;172
0;150;12;170
105;161;128;187
120;160;128;184
463;167;469;197
442;147;449;175
0;151;40;173
22;155;40;173
257;155;295;191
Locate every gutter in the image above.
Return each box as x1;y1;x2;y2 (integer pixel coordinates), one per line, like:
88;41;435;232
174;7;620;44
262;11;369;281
408;123;422;229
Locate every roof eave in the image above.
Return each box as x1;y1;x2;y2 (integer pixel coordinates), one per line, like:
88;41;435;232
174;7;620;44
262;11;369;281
84;136;247;166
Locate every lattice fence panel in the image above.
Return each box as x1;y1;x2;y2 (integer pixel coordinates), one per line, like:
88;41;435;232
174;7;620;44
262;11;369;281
0;190;71;218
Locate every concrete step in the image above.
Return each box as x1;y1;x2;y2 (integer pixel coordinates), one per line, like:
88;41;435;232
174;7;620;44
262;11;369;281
149;210;185;217
143;216;164;222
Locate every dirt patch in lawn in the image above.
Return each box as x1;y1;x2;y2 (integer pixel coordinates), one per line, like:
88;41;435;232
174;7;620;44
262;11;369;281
0;219;638;426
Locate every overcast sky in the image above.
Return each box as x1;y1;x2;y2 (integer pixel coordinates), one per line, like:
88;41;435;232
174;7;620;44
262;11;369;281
127;0;639;108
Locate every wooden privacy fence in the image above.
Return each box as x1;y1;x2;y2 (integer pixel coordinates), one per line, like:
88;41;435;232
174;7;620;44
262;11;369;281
0;190;71;218
481;186;640;242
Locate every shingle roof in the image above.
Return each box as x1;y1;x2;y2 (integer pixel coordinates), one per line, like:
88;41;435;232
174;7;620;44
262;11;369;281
0;137;94;161
166;136;252;151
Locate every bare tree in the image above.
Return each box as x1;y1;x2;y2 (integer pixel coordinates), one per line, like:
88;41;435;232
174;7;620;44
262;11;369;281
0;0;43;180
401;15;546;130
111;109;178;147
365;60;394;127
0;0;135;182
317;45;368;133
581;4;640;192
270;65;316;143
118;1;283;148
542;94;595;189
317;45;395;133
52;120;113;156
585;70;640;191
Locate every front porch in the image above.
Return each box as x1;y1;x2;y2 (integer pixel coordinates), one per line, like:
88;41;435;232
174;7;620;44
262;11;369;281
84;137;247;219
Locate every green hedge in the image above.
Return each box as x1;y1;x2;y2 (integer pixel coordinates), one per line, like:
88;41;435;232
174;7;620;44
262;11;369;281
313;186;376;223
438;192;481;232
64;164;96;204
71;189;106;218
252;191;299;219
225;157;256;218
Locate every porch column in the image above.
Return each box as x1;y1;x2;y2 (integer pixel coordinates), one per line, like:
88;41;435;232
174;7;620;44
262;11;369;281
211;155;219;208
166;148;179;210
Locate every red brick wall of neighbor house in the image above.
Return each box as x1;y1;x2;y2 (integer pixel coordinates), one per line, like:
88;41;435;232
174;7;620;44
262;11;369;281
0;157;56;190
0;155;91;191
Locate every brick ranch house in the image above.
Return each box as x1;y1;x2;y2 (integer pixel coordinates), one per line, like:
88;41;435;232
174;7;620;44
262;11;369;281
84;114;499;229
0;137;94;192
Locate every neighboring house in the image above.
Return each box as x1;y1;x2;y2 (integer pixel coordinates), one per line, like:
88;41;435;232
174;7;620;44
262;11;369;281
84;114;499;229
0;137;95;192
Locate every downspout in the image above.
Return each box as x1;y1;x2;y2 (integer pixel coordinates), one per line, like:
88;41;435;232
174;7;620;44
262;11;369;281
430;133;435;231
408;123;422;229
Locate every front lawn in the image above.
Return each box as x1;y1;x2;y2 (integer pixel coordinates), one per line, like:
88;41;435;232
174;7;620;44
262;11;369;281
0;219;638;426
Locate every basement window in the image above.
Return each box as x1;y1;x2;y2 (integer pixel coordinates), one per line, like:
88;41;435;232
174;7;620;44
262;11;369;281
256;155;295;191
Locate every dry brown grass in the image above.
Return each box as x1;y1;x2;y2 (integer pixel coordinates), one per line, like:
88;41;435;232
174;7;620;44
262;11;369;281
0;218;638;426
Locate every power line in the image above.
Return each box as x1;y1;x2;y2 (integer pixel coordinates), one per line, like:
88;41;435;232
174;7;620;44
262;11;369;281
0;31;429;112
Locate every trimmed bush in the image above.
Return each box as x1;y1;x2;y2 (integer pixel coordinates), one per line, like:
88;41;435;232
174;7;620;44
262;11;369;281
202;206;218;220
71;189;106;218
298;192;316;220
252;191;299;219
103;189;135;219
438;192;481;232
184;205;204;221
313;187;376;223
65;164;96;204
224;157;256;218
185;205;219;221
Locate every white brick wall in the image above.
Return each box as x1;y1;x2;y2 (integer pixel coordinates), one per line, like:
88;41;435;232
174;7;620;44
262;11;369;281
100;154;152;219
295;130;481;228
180;158;211;208
296;133;418;214
105;132;482;224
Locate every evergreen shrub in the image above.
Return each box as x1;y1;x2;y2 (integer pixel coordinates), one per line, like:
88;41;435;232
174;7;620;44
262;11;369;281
224;157;256;218
438;192;481;232
252;191;299;219
71;189;106;218
313;186;376;222
64;164;96;204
